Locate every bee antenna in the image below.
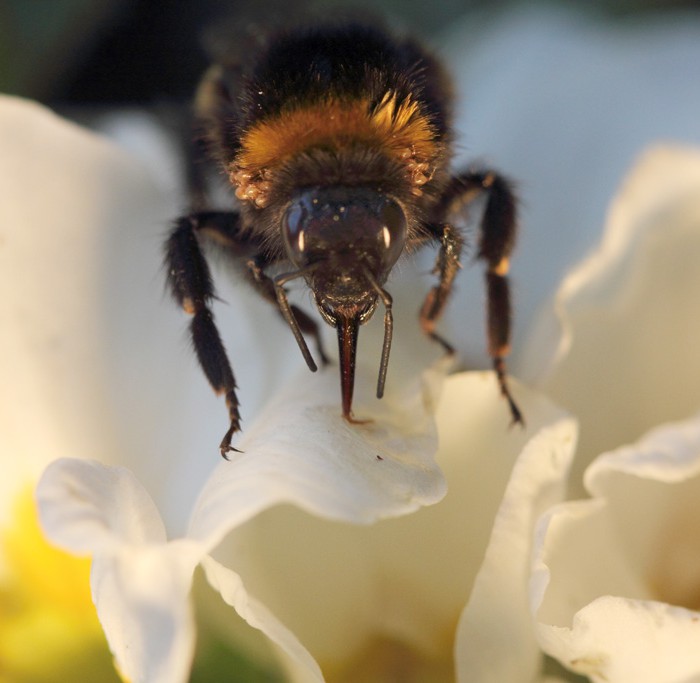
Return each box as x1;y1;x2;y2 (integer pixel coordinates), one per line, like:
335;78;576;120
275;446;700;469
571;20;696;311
273;267;319;372
363;269;394;399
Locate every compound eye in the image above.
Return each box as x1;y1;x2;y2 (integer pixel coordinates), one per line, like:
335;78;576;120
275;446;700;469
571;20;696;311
283;199;310;267
282;188;408;273
377;198;407;273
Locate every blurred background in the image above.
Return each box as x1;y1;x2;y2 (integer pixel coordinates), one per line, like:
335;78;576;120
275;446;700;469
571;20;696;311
3;4;700;682
2;0;698;105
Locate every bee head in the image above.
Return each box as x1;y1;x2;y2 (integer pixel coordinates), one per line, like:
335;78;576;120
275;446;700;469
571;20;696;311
282;185;407;419
283;186;406;315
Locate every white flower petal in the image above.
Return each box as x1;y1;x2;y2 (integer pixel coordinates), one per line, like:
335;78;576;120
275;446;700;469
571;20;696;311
532;413;700;682
201;556;324;683
90;543;198;683
585;416;700;612
36;458;202;683
198;372;571;676
536;596;700;683
586;416;700;487
524;145;700;490
456;418;577;683
0;96;162;465
531;500;650;634
0;96;130;511
37;458;167;552
529;145;700;381
0;95;222;534
188;358;450;549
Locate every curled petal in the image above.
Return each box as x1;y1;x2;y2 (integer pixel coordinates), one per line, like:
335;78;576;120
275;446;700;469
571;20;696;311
529;145;700;383
37;459;202;683
37;459;167;552
524;145;700;488
535;595;700;683
532;413;700;683
456;418;578;683
201;556;324;683
586;415;700;487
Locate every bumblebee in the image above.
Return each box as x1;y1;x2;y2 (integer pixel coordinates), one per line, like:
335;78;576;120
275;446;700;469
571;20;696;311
165;20;523;457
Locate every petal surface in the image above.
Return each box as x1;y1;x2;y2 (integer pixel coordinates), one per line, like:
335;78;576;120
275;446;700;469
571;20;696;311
188;359;450;549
